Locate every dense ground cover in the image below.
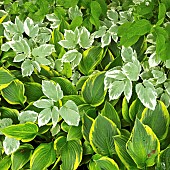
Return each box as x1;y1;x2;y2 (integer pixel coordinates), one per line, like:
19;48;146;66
0;0;170;169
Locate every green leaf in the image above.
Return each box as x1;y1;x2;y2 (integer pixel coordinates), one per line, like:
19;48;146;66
82;72;106;107
89;155;119;170
24;17;39;37
82;113;94;142
0;67;15;90
89;115;119;156
57;0;79;8
79;27;94;49
59;100;80;126
1;79;27;105
141;101;169;140
79;46;104;75
114;135;137;169
157;3;166;25
3;137;20;155
30;142;56;170
1;122;38;142
11;144;33;170
18;110;38;124
0;156;11;170
67;125;83;141
38;108;52;127
122;97;131;123
101;101;121;129
136;80;157;110
126;119;160;169
21;59;34;77
42;80;63;102
32;44;55;57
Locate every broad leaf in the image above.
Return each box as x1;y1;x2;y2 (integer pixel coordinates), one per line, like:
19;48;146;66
1;80;27;105
0;156;11;170
126;119;160;169
67;125;83;141
89;115;119;156
30;142;56;170
1;122;38;142
3;137;20;155
18;111;38;124
59;100;80;126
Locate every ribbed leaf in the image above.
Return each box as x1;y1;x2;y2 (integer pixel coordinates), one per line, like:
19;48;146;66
0;156;11;170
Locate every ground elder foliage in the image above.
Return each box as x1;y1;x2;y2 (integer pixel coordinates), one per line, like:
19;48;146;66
0;0;170;169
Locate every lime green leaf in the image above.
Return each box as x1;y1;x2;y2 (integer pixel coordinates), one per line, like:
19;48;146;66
1;79;27;105
141;101;169;140
79;27;94;49
1;122;38;142
157;3;166;25
32;44;55;57
21;59;34;77
126;119;160;169
89;154;119;170
0;67;15;90
42;80;63;102
79;46;104;75
82;113;94;142
38;108;52;127
57;0;79;8
59;100;80;126
11;144;33;170
30;142;56;170
3;137;20;155
89;115;119;156
101;101;121;129
82;72;106;107
122;97;131;123
18;110;38;124
114;135;137;169
0;156;11;170
24;17;39;37
136;80;157;110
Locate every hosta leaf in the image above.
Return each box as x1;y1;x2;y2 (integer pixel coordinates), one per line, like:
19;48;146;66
3;137;20;155
11;144;33;170
101;101;121;129
136;80;157;110
79;46;104;75
42;80;63;102
0;67;15;90
89;155;119;170
141;101;169;140
59;100;80;126
1;122;38;142
0;156;11;170
82;72;106;107
21;59;34;77
89;115;119;156
67;125;82;141
79;27;94;49
34;99;54;109
18;111;38;124
108;81;124;100
126;119;160;169
30;142;56;170
114;135;137;169
1;80;27;105
38;108;52;127
24;17;39;37
122;97;131;123
32;44;55;57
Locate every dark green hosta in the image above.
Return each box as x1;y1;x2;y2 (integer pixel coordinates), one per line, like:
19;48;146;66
0;0;170;169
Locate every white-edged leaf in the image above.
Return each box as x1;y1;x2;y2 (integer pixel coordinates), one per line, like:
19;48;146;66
52;106;60;127
32;44;55;57
46;13;60;29
33;99;54;109
15;16;24;34
1;43;10;51
35;57;51;65
24;17;39;37
21;59;34;77
93;26;107;38
68;5;83;20
13;54;27;62
32;61;41;72
101;32;111;48
38;108;52;127
55;59;63;72
136;80;157;110
3;21;18;34
59;100;80;126
105;68;126;80
148;52;161;67
50;124;60;136
0;118;13;134
107;9;118;23
79;27;94;49
121;46;136;63
124;78;132;102
109;81;125;100
18;110;38;123
42;80;63;101
3;137;20;155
